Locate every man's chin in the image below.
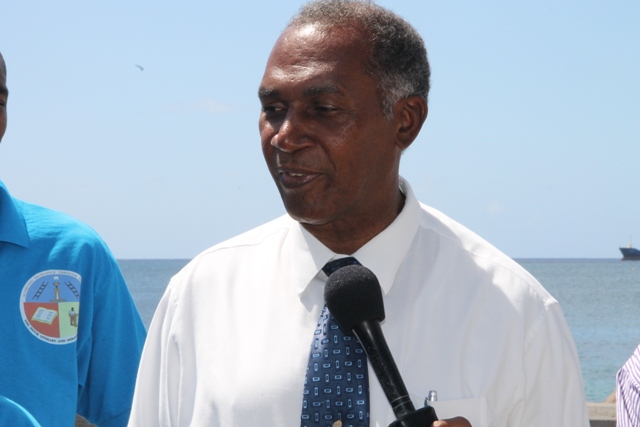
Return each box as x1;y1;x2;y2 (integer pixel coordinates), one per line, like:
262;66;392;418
283;204;331;227
285;211;326;226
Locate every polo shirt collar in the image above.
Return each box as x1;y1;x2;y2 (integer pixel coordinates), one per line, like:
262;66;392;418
291;177;421;296
0;180;30;248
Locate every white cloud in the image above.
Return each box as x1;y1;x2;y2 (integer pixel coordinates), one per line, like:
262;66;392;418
487;201;506;214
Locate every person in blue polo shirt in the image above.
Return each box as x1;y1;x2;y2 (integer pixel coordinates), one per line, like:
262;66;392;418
0;52;146;426
0;396;42;427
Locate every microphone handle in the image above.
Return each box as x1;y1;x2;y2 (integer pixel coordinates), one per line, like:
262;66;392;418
352;320;415;419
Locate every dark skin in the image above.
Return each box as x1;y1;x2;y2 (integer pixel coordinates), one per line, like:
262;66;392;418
0;53;7;143
259;24;425;255
259;25;471;427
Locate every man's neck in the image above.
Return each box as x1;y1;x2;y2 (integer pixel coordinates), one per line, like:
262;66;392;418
301;191;406;255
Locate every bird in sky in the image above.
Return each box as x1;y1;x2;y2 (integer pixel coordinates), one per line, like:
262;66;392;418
134;64;144;71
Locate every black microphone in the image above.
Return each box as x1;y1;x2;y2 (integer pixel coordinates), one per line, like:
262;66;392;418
324;264;438;427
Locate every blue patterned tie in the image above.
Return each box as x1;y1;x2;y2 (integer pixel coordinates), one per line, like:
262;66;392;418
300;257;370;427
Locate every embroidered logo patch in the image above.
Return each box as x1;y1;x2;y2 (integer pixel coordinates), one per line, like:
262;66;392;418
20;270;82;344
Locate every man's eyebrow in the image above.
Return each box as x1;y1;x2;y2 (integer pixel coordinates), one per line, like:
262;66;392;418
0;85;8;97
302;85;341;97
258;87;278;99
258;85;342;100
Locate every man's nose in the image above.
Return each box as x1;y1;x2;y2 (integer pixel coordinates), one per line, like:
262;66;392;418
270;110;313;153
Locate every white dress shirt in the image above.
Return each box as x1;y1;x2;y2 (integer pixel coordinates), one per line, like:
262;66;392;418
129;179;589;427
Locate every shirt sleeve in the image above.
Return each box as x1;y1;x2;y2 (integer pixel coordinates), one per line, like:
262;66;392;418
128;280;181;426
76;253;147;427
510;301;589;426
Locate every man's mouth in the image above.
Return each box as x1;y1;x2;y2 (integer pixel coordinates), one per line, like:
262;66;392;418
278;170;319;188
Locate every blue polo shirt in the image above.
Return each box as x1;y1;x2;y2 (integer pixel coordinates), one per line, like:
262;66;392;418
0;396;42;426
0;180;146;426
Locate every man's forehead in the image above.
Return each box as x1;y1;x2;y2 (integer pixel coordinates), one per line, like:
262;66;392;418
274;24;367;59
262;58;339;89
260;24;369;89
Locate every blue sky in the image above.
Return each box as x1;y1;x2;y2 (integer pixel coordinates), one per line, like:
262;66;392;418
1;1;638;259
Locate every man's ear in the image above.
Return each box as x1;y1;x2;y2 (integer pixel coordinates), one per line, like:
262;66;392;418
394;96;428;150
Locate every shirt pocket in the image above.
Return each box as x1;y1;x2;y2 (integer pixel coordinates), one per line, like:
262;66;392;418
429;397;489;427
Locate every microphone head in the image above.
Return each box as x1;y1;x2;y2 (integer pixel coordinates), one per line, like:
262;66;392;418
324;264;385;332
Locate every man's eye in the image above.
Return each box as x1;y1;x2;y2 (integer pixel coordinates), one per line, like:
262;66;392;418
315;105;338;113
262;105;284;114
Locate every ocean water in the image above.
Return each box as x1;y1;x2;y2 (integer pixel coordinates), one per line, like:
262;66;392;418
517;259;640;402
118;259;189;328
118;258;640;403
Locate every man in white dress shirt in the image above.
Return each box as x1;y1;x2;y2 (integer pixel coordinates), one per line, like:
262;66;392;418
129;1;589;426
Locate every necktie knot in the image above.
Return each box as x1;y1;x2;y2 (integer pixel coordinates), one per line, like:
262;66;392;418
322;257;361;277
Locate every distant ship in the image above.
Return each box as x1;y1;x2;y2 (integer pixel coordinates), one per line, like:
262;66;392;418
620;241;640;260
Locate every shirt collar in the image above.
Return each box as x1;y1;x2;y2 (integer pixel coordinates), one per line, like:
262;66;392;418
291;177;421;296
0;180;30;248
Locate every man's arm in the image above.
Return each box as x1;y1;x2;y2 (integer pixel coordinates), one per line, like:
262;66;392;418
515;301;589;426
76;254;146;427
128;283;180;426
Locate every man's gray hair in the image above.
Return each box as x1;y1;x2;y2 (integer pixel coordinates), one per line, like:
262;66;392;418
288;0;430;118
0;52;6;82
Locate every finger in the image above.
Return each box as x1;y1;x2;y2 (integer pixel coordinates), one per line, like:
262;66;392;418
432;416;472;426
